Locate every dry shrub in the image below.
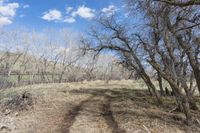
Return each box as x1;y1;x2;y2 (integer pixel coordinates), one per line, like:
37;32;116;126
0;77;13;89
2;91;34;112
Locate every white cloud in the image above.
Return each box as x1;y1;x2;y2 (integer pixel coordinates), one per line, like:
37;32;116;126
0;16;12;25
42;9;62;22
101;5;118;16
0;2;19;17
66;6;73;14
0;1;20;26
42;5;96;23
42;8;77;24
72;5;95;19
23;4;29;9
63;16;76;23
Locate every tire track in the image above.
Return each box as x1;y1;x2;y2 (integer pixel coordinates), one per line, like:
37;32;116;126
68;96;112;133
102;97;125;133
61;96;95;133
61;93;125;133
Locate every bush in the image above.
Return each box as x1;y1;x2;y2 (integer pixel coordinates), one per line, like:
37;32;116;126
2;91;34;112
0;76;14;89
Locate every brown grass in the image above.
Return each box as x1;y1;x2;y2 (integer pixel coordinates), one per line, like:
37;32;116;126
0;80;200;133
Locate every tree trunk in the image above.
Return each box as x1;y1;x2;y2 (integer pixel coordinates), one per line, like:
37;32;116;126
17;74;21;84
52;64;57;83
170;84;192;125
194;68;200;95
148;87;153;96
59;71;64;83
157;72;164;95
180;95;192;125
142;75;162;104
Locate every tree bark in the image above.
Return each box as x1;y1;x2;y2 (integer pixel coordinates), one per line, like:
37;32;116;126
157;72;164;95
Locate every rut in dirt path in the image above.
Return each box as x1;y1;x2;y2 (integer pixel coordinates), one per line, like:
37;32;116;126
61;96;95;133
61;89;125;133
102;97;125;133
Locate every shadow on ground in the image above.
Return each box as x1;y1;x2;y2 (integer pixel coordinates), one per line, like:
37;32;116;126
61;88;200;133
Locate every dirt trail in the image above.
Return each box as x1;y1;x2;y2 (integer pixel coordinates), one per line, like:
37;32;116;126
102;97;125;133
61;95;124;133
1;81;200;133
61;96;95;133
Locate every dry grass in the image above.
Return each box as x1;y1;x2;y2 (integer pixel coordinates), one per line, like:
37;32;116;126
0;80;200;133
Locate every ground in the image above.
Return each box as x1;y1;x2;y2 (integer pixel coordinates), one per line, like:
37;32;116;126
0;80;200;133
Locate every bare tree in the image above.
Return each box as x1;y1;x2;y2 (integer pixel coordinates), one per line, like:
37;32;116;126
154;0;200;7
125;0;199;124
81;16;162;104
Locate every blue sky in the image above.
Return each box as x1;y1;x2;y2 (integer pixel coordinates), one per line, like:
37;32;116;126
0;0;125;32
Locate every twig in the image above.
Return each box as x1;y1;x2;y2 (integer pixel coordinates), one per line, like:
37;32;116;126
196;119;200;125
169;107;178;113
143;125;151;133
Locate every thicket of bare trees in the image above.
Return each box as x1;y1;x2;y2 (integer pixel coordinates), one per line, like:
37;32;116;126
0;28;130;88
81;0;200;124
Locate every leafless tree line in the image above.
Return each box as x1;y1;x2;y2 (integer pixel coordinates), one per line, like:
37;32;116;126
0;28;130;88
81;0;200;124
